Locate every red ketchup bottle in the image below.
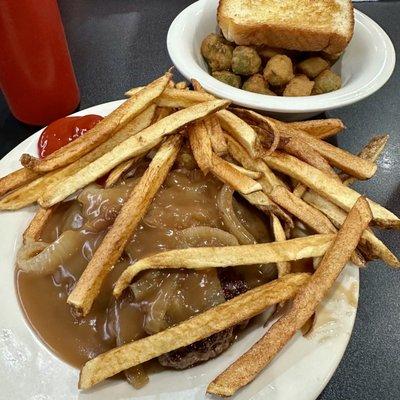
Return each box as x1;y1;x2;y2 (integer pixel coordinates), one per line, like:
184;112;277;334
0;0;80;126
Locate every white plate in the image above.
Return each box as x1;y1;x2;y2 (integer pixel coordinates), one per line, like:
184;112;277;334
0;101;359;400
167;0;396;120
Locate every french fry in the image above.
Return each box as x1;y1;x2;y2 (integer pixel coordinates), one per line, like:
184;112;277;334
242;190;294;235
264;151;400;228
114;234;334;296
159;89;213;108
300;313;316;336
0;106;157;210
288;119;345;139
289;124;377;179
341;135;389;185
191;79;228;156
359;229;399;267
21;73;172;173
80;273;310;389
104;157;141;188
190;79;203;92
207;197;372;396
349;248;367;267
23;206;58;243
271;214;291;277
0;168;39;197
38;100;230;208
233;109;377;180
68;135;182;315
224;133;286;191
175;81;188;90
152;107;173;123
210;154;262;194
228;164;262;179
287;186;366;265
303;191;399;267
188;120;213;175
126;87;214;108
117;107;171;190
251;125;280;155
293;183;307;198
270;186;336;234
208;119;228;156
356;134;388;162
217;110;264;158
280;136;339;181
278;122;376;180
0;174;53;211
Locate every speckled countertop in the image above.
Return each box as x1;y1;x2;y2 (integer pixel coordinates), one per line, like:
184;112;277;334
0;1;399;399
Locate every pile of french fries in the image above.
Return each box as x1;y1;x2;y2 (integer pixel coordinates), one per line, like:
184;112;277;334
2;71;399;396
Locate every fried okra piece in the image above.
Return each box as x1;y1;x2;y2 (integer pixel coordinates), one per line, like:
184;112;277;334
256;46;287;60
283;75;315;97
319;51;343;65
201;33;233;72
212;71;241;88
242;74;276;95
232;46;262;76
312;69;342;94
257;46;299;61
263;55;294;87
297;57;330;79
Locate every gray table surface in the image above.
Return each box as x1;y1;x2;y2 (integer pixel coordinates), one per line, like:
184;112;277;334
0;1;399;399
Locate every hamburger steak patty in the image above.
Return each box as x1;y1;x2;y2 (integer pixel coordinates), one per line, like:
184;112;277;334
158;328;235;370
158;267;248;369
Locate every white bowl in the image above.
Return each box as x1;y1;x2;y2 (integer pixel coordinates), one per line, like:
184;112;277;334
167;0;396;120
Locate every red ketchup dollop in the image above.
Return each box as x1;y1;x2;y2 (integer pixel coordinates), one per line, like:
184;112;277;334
38;114;103;158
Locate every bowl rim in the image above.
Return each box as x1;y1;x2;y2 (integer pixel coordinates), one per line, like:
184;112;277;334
167;2;396;113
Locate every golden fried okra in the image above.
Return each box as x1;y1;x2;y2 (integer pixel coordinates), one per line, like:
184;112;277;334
232;46;262;76
201;33;226;58
263;55;294;87
257;46;298;61
257;46;285;60
242;74;276;95
319;51;343;65
312;69;342;94
297;57;330;79
283;75;314;97
201;33;233;72
212;71;241;88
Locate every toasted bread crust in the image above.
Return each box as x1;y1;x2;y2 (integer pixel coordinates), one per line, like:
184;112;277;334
217;0;354;54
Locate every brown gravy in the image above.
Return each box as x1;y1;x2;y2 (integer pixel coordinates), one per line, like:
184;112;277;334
16;167;275;369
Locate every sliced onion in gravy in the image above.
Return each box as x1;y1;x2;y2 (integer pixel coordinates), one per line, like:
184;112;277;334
78;182;137;231
60;201;84;232
217;185;256;245
176;226;239;247
143;275;179;334
17;230;85;275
